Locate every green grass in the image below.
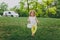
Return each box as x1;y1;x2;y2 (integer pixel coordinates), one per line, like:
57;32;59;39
0;17;60;40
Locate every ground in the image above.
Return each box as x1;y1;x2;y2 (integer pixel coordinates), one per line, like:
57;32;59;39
0;17;60;40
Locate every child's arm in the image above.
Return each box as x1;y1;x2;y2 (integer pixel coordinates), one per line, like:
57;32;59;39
36;17;38;23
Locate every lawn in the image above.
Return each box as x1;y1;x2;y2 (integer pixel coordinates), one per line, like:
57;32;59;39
0;17;60;40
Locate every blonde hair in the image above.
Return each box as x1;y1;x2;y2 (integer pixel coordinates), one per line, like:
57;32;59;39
29;10;36;16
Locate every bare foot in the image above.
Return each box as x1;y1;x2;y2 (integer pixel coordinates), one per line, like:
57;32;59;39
31;34;34;37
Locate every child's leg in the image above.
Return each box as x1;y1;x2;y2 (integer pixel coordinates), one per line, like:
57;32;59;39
31;25;37;36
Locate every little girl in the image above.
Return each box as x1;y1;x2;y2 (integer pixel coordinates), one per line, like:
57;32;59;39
27;10;38;36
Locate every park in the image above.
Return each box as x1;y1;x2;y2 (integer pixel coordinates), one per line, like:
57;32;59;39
0;0;60;40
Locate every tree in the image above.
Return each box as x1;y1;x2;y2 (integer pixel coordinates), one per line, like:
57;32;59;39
0;2;8;15
42;0;57;17
0;2;8;11
10;0;57;17
56;0;60;18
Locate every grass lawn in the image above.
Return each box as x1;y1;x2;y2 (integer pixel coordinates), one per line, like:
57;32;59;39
0;17;60;40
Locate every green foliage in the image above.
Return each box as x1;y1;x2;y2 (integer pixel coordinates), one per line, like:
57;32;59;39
0;2;8;15
42;0;57;17
10;0;58;17
19;10;28;17
56;0;60;18
19;2;25;11
48;6;56;14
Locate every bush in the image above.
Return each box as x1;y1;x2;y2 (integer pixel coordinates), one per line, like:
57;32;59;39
0;10;3;15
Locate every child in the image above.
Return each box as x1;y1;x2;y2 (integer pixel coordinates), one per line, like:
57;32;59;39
27;10;38;36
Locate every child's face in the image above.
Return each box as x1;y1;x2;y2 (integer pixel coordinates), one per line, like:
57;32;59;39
30;11;35;17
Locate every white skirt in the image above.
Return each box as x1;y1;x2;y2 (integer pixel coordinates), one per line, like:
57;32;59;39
27;23;37;28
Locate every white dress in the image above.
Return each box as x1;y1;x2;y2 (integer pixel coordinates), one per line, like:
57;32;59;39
27;16;37;28
29;16;37;25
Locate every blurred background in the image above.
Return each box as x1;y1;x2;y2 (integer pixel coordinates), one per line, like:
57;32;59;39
0;0;60;18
